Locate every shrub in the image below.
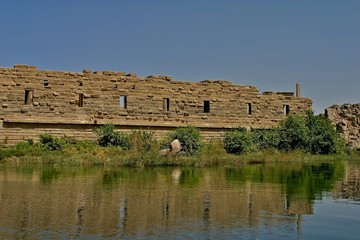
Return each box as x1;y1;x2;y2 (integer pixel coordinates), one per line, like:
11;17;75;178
95;124;129;149
167;126;202;155
251;128;280;150
278;115;309;152
224;128;254;154
276;111;346;154
0;141;39;160
306;112;346;154
39;134;64;151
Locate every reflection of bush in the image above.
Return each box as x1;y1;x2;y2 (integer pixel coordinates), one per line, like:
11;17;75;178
225;161;344;201
179;168;202;187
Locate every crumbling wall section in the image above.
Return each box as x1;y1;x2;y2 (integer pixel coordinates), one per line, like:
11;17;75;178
326;104;360;149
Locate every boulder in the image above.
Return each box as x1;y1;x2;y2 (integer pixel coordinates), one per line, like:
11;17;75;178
170;139;182;154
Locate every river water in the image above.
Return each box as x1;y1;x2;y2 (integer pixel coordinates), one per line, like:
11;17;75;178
0;160;359;239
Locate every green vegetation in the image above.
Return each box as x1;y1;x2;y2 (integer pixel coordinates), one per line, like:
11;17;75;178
224;128;254;154
164;126;202;155
224;111;347;155
95;124;129;149
0;112;359;167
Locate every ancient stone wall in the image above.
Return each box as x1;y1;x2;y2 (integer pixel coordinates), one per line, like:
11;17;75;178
326;104;360;149
0;64;312;145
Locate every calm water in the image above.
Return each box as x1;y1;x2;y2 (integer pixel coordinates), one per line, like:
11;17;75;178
0;161;359;240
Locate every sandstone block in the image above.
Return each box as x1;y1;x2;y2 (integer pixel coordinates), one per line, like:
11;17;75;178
171;139;182;154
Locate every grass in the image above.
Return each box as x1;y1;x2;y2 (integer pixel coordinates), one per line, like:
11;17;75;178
1;139;359;167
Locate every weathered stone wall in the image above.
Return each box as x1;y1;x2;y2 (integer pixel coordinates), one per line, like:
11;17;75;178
0;64;312;145
326;104;360;149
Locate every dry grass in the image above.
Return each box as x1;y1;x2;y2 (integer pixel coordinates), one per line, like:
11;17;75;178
1;140;359;167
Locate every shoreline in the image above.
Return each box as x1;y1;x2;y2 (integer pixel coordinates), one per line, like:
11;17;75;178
1;144;355;168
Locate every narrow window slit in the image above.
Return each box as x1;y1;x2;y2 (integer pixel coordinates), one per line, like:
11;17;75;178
284;105;290;115
24;90;34;105
163;98;170;111
78;93;84;107
204;100;210;113
120;95;127;109
247;103;252;115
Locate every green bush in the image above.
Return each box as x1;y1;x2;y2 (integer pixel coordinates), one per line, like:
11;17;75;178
224;128;254;154
252;128;280;150
276;111;346;154
39;134;64;151
224;112;346;155
306;112;346;154
278;115;309;152
39;134;79;151
167;126;202;155
95;124;130;149
0;141;36;160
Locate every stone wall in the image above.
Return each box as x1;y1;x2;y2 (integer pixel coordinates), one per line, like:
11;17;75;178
0;64;312;145
326;104;360;149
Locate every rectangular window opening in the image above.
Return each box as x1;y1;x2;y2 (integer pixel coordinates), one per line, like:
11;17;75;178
247;103;252;115
78;93;84;107
284;105;290;115
24;90;33;105
163;98;170;111
120;95;127;109
204;100;210;113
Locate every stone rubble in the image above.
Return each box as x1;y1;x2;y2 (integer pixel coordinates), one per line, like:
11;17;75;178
326;103;360;149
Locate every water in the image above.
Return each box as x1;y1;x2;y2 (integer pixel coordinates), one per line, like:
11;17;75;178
0;161;359;239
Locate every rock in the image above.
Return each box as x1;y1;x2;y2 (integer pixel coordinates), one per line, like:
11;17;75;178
159;149;170;156
170;139;182;154
176;151;188;157
326;103;360;150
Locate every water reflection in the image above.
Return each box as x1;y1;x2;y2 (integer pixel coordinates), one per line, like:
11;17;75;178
0;161;359;239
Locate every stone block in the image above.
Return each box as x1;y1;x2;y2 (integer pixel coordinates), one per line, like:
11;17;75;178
126;73;137;77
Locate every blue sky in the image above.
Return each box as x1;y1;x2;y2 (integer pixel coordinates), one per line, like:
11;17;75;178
1;0;359;113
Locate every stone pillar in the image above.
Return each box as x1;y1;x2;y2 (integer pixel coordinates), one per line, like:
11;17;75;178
296;83;300;97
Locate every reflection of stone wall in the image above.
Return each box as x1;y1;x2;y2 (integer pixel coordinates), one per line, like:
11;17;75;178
0;170;121;238
333;163;360;200
326;104;360;149
0;168;312;238
0;64;312;145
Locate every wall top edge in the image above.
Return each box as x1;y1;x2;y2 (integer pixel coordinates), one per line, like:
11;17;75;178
0;64;265;90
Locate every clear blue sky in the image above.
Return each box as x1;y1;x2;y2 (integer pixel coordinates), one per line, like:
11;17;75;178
1;0;359;113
